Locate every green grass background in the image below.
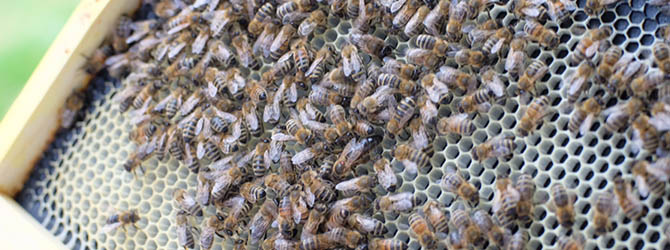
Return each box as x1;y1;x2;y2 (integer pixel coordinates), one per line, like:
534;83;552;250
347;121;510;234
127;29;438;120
0;0;80;120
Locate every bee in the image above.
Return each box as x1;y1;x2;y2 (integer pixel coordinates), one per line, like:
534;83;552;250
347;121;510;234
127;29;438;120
103;209;140;233
333;136;381;178
420;73;450;104
565;61;595;104
404;5;430;37
481;26;514;56
200;216;220;250
591;191;618;235
585;0;626;16
492;176;520;227
436;66;478;93
631;114;660;154
306;44;336;84
517;96;552;137
263;231;301;250
123;139;156;175
458;88;493;113
608;58;648;95
350;30;393;58
346;213;386;236
196;172;212;207
251;141;271;178
219;196;253;236
167;126;185;162
446;1;468;41
392;0;420;31
506;230;529;250
387;96;416;136
248;3;275;36
408;213;438;249
449;48;488;70
85;44;114;75
377;73;416;96
595;46;623;84
441;168;479;205
613;176;647;220
512;0;547;20
568;26;612;66
253;22;279;58
351;119;376;137
557;233;586;250
232;34;260;70
631;160;667;198
242;101;263;137
373;158;398;192
132;81;160;110
249;199;278;244
176;212;196;249
406;48;441;69
309;85;343;106
514;173;536;223
422;200;450;234
325;227;363;249
423;0;450;36
451;202;484;245
301;203;328;240
277;0;315;19
603;98;643;132
270;25;297;61
240;180;267;204
393;144;430;174
211;164;248;200
472;134;516;161
301;170;338;203
523;20;559;49
335;175;377;196
298;9;327;37
300;234;330;250
174;189;203;217
326;206;351;230
516;60;548;101
374;192;421;213
60;89;86;129
292;140;331;166
328;104;352;136
277;194;297;237
480;68;506;98
472;210;505;246
546;0;576;21
568;96;603;137
506;38;527;77
368;238;408;250
548;183;576;227
632;70;668;98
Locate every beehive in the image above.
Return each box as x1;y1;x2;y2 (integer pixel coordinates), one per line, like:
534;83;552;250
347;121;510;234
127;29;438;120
2;0;670;249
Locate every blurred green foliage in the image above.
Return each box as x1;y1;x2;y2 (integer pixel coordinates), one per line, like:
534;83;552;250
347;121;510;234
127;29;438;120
0;0;80;120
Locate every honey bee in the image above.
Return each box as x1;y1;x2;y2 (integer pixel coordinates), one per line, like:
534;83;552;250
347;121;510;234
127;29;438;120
123;139;156;174
368;238;408;250
595;46;623;84
506;38;527;77
253;22;279;58
480;68;506;98
263;231;301;250
481;26;514;56
567;96;602;136
174;189;203;217
386;96;416;136
492;176;520;227
451;202;484;245
392;144;431;174
176;212;196;249
514;173;536;223
585;0;626;16
277;194;297;237
302;170;338;203
211;164;248;200
219;196;252;236
420;73;450;105
200;216;220;250
350;30;393;58
565;61;595;104
603;98;643;132
613;176;647;220
196;172;212;206
85;44;114;75
511;0;547;20
335;175;377;196
423;200;450;234
408;213;438;249
472;210;505;246
309;85;343;106
506;230;529;250
298;9;327;37
517;96;552;136
326;206;351;230
546;0;576;21
249;199;278;244
449;47;488;70
631;160;668;198
403;5;430;37
446;1;468;41
332;136;381;178
300;234;330;250
458;88;493;113
631;114;660;154
436;66;478;93
232;34;260;70
523;20;558;49
632;71;669;98
345;213;386;236
548;183;576;227
326;227;364;249
128;19;160;43
353;0;378;33
472;134;516;161
392;0;420;31
608;58;648;95
373;158;398;192
329;104;352;136
306;44;336;84
557;233;586;250
591;191;618;235
301;203;327;240
423;0;449;36
568;26;612;66
441;167;479;205
60;89;86;129
374;192;421;213
516;60;548;102
270;25;297;61
167;126;185;162
406;48;441;70
103;209;140;233
240;180;267;204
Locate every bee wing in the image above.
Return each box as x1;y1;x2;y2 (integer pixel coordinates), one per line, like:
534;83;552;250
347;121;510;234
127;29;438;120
568;76;586;98
490;38;506;55
210;156;234;171
196;141;206;159
426;79;450;103
585;41;601;59
305;56;324;77
102;222;122;233
335;178;358;192
412;125;429;150
292;147;315;165
180;94;201;116
153;95;175;113
485;74;505;98
647;162;670;181
299;20;317;37
521;6;542;17
505;51;523;73
634;175;650;198
263;101;280;123
264;149;272;170
579;114;595;136
390;0;407;13
196;117;206;136
649;113;670;131
303;120;329;132
272;132;295;142
283;11;310;25
376;165;397;190
630;128;643;155
268;140;283;163
401;159;418;174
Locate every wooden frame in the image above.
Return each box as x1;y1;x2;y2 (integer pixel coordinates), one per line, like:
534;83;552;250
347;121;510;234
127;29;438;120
0;0;139;247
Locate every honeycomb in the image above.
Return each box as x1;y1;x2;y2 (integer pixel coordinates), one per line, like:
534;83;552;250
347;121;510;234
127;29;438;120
14;0;670;249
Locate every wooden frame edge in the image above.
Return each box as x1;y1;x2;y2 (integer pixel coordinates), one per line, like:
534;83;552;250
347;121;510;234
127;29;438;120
0;0;140;196
0;194;68;249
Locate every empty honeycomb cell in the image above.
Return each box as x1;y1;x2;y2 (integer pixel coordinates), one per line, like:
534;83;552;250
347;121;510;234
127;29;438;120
627;26;642;38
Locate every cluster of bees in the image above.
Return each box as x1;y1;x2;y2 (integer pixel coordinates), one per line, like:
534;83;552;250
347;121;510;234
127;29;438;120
57;0;670;248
